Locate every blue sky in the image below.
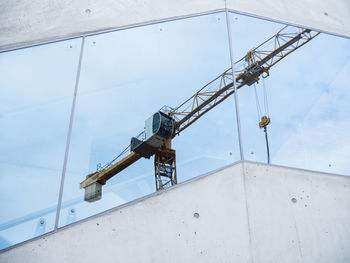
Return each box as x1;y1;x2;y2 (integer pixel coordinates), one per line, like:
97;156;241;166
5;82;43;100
228;13;350;174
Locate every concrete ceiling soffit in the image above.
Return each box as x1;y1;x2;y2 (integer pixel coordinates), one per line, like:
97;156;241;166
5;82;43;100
226;0;350;38
0;0;225;51
0;0;350;52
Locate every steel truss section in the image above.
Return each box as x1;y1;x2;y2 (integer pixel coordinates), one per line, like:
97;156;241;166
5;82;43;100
154;148;177;191
170;27;319;136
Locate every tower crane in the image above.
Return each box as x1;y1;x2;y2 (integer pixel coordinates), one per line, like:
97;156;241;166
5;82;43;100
80;26;319;202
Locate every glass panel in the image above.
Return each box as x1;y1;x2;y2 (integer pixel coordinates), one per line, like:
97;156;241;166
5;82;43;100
229;12;350;175
59;12;240;227
0;38;82;250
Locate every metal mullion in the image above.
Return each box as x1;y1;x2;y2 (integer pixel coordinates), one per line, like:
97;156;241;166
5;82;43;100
225;9;244;161
54;36;86;230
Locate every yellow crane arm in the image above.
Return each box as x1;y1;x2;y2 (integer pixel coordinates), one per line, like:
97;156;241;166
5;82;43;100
170;27;320;135
80;151;141;189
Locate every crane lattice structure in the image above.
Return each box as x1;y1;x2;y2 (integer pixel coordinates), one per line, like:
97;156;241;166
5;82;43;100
80;26;319;202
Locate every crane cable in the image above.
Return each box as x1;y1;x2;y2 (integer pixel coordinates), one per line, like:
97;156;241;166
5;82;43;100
253;83;262;122
253;77;271;164
97;131;145;171
262;77;270;118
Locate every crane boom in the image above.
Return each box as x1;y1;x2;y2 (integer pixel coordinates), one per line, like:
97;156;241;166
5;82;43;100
170;27;319;135
80;26;319;200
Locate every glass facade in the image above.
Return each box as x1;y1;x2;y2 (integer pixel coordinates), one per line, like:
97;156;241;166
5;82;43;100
228;12;350;175
0;10;349;250
58;11;238;227
0;38;82;249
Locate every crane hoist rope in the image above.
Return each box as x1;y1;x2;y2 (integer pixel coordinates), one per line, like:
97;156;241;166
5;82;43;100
261;77;271;164
254;77;271;164
262;77;270;117
253;83;262;121
80;26;320;202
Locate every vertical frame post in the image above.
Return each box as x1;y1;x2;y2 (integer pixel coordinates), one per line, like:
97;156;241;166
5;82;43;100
225;9;245;161
54;36;86;230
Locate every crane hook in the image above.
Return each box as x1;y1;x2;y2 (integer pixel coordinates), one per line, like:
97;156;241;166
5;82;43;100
259;116;271;164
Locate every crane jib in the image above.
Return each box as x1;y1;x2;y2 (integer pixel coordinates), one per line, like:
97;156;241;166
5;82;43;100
173;82;234;132
172;28;317;135
260;29;310;66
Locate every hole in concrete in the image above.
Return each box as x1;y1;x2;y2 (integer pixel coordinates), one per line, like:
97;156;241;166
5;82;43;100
324;12;328;16
193;212;200;218
291;198;297;203
85;9;91;14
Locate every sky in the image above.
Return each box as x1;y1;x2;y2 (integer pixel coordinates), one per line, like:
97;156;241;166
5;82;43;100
228;13;350;175
1;11;349;249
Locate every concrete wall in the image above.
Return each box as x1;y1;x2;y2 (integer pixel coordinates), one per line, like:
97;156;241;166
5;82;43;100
1;0;350;52
1;161;349;262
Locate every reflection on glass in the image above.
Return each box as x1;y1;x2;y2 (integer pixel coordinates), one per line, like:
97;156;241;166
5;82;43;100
229;12;350;175
0;38;82;250
60;12;240;227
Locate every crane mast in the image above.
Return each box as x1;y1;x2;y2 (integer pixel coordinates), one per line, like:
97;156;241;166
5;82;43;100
80;26;319;202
